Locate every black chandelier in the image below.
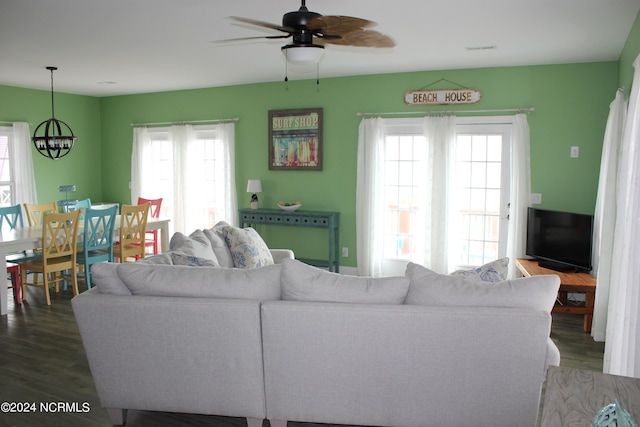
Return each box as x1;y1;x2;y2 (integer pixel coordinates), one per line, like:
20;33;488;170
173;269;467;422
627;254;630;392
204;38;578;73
32;66;77;160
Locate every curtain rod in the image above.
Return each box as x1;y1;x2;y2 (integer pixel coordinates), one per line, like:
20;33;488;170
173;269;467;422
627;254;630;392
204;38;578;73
131;117;239;127
357;107;534;118
0;120;32;125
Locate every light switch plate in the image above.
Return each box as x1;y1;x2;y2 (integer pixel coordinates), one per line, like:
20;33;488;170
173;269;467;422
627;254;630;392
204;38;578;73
571;146;580;158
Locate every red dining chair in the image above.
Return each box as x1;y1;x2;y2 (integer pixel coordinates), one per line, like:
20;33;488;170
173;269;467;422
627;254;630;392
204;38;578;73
137;197;162;255
7;262;21;306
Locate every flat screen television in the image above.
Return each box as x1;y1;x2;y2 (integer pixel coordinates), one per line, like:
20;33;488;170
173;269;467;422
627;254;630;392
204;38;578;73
525;207;594;273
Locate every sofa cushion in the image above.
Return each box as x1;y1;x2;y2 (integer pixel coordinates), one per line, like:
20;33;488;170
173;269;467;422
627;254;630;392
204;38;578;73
169;229;219;265
450;257;509;283
204;224;235;268
405;262;560;312
117;262;282;300
136;253;174;265
281;259;410;304
214;222;274;268
91;262;132;295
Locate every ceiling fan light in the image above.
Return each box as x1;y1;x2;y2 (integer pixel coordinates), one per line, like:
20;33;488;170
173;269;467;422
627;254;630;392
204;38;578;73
282;44;324;65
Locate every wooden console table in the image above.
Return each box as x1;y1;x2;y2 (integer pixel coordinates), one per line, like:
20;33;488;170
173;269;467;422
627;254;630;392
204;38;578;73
516;258;596;333
239;208;340;272
540;366;640;426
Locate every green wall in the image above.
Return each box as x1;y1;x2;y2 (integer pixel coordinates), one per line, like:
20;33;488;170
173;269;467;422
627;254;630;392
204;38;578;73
97;62;617;265
0;85;102;203
6;9;640;267
619;10;640;92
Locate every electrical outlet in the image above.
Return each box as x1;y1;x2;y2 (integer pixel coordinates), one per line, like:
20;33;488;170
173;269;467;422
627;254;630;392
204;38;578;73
342;247;349;257
531;193;542;204
570;146;580;158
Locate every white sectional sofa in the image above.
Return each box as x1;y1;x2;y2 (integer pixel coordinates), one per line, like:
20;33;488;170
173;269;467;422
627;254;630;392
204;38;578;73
73;228;561;427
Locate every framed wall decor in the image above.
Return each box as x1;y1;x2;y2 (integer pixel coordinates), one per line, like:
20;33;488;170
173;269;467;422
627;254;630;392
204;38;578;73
268;108;323;170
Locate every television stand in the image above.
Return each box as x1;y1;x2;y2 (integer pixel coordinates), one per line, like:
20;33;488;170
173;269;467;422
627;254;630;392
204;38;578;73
516;258;597;333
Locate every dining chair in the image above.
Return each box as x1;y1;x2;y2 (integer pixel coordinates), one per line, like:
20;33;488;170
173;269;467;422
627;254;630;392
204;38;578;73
0;204;23;231
0;204;39;305
75;205;117;288
6;262;21;306
114;202;150;262
71;198;92;219
19;210;81;305
137;197;163;255
23;202;58;226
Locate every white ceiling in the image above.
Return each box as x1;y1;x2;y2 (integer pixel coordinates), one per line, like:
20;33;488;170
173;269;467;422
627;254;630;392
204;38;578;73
0;0;638;97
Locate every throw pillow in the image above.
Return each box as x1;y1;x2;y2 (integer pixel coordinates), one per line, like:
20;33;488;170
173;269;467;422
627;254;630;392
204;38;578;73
214;222;274;268
450;257;509;283
405;262;560;312
169;229;219;265
135;253;174;265
170;252;219;267
281;259;410;304
91;262;132;295
117;263;282;300
204;223;235;268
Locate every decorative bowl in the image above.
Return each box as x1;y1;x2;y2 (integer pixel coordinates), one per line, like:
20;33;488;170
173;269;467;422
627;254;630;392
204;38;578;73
278;203;302;212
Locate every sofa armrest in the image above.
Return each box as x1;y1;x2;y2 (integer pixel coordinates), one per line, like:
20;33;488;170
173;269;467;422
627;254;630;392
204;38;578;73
270;249;294;264
545;337;561;373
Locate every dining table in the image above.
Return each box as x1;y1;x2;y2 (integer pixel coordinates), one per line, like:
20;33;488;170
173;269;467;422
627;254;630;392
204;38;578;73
0;216;171;315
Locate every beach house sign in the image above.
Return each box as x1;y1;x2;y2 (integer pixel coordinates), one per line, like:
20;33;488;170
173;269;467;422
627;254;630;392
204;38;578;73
404;88;482;105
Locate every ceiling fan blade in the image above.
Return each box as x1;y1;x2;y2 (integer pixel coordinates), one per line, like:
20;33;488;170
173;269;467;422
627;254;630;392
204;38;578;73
307;15;377;34
323;29;395;48
230;16;294;34
210;34;291;44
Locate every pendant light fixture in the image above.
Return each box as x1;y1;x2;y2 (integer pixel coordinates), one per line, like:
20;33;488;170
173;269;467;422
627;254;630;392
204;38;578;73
32;66;77;160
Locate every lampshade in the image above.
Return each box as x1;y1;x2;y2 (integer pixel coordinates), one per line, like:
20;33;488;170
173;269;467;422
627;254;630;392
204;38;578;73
246;179;262;193
32;66;77;160
281;44;324;65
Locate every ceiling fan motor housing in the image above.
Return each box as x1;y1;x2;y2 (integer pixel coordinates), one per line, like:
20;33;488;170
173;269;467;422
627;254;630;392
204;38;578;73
283;4;321;46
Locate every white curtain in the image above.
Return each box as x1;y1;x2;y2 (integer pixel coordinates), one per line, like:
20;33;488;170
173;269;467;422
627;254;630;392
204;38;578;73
422;115;457;274
217;123;238;226
591;89;627;342
131;122;237;235
603;54;640;378
130;126;151;204
12;122;37;204
356;117;385;277
505;114;532;279
356;116;456;276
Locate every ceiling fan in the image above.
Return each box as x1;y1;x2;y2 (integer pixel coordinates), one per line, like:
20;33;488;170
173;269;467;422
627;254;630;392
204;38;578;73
214;0;395;66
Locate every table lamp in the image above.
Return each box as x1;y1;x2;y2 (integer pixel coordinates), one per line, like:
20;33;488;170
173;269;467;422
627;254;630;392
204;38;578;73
247;179;262;209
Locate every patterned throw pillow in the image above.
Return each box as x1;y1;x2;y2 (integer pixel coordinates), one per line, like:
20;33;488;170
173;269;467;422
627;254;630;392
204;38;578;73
170;252;219;267
216;223;274;268
450;257;509;283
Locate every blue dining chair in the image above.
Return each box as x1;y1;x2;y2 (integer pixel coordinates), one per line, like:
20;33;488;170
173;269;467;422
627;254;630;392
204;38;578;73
75;205;118;289
74;198;92;219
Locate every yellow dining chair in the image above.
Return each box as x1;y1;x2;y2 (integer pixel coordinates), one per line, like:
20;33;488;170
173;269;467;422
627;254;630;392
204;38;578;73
19;210;81;305
114;202;150;262
23;202;58;226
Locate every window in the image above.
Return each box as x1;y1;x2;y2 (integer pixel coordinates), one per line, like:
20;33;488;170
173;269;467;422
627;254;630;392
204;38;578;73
383;133;427;261
0;127;15;207
132;123;236;234
379;117;512;273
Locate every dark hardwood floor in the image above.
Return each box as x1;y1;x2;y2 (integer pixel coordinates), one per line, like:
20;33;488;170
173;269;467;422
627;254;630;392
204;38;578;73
1;286;604;427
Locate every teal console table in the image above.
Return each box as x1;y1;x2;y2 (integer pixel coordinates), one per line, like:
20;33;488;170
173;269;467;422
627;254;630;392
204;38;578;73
239;208;340;272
